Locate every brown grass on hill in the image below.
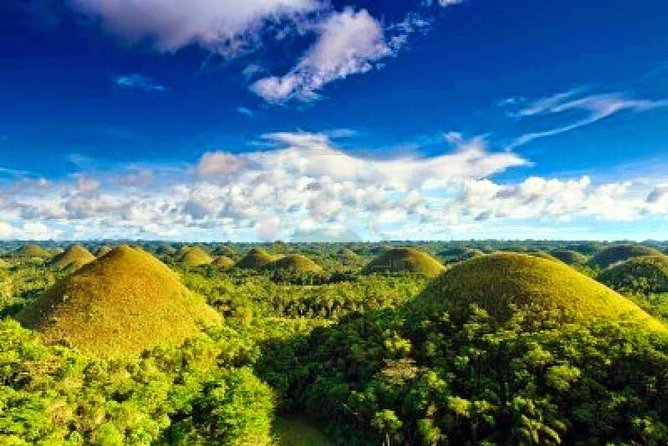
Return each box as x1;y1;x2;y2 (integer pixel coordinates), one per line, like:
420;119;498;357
18;245;221;357
51;244;95;270
415;252;666;332
212;256;235;269
363;247;445;277
235;248;280;269
15;244;50;258
265;254;324;274
179;246;213;266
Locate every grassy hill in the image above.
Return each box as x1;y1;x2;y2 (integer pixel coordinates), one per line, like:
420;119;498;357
95;245;112;257
14;244;50;259
414;252;665;331
179;246;213;267
214;245;238;258
51;244;95;270
598;255;668;294
439;246;484;262
362;247;445;277
212;256;235;269
549;249;588;265
526;251;562;262
266;254;324;274
590;244;663;269
236;248;280;269
18;245;221;357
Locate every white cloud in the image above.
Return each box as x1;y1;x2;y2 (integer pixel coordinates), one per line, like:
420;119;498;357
4;130;668;241
255;215;281;241
251;8;393;102
68;0;321;55
507;90;668;147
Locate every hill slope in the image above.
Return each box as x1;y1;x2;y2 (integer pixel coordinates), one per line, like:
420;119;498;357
212;256;235;269
414;253;665;331
590;244;662;269
18;245;220;357
236;248;279;269
179;246;213;267
15;244;50;258
266;254;324;274
598;255;668;294
549;249;588;265
51;244;95;269
363;248;445;277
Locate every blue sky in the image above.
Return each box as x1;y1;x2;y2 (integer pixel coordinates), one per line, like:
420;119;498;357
1;0;668;241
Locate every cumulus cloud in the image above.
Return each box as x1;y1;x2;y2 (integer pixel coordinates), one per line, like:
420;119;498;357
68;0;321;55
506;90;668;147
4;130;668;241
251;8;393;102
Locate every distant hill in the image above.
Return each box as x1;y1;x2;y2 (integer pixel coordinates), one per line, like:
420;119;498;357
18;245;221;357
265;254;324;274
179;246;213;267
439;246;484;262
598;255;668;294
51;244;95;270
14;244;50;258
236;248;280;269
363;248;445;277
212;256;235;269
95;245;113;257
413;253;665;331
590;244;663;269
549;249;588;265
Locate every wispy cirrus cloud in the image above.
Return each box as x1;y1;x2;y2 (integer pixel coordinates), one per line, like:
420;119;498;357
505;89;668;148
236;106;255;118
114;74;166;92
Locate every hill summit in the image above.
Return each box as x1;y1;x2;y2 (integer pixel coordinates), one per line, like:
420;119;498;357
598;255;668;294
51;244;95;270
363;247;445;277
18;245;221;357
266;254;324;274
414;253;665;331
235;248;279;269
590;244;662;269
179;246;213;267
15;244;50;259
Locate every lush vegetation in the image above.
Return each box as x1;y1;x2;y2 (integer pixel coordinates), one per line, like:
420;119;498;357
1;240;668;444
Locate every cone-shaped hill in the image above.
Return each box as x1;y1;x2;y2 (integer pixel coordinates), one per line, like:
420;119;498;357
212;256;235;269
15;244;50;258
265;254;324;274
598;255;668;294
95;245;113;257
439;247;484;263
157;244;177;256
214;245;238;258
549;249;588;265
362;248;446;277
590;244;663;269
413;253;665;331
18;245;221;357
235;248;280;269
51;244;95;270
179;246;213;267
